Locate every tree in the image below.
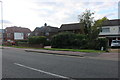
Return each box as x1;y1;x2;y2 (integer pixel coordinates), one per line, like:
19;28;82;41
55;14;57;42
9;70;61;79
78;10;94;35
78;10;108;49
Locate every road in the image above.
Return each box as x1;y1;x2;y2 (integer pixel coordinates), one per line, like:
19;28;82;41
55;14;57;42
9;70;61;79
2;48;119;79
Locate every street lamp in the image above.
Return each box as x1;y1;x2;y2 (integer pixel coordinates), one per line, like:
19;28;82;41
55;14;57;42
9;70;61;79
0;1;3;46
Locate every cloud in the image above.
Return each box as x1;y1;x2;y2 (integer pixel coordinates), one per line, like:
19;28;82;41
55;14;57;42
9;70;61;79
2;0;119;30
0;20;11;24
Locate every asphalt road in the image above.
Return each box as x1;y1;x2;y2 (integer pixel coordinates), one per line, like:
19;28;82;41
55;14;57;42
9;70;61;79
2;48;119;79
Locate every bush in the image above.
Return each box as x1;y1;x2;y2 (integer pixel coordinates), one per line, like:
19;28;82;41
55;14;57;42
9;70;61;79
51;32;87;49
51;32;74;48
95;38;108;50
15;40;28;45
28;36;47;45
17;42;29;47
51;32;108;51
44;40;51;46
74;34;87;48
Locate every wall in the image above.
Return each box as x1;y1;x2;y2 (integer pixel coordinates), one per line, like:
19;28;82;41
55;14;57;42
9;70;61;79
99;26;120;36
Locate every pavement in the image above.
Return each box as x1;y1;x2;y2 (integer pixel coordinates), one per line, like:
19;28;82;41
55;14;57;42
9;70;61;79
3;47;119;61
25;49;119;61
2;47;119;78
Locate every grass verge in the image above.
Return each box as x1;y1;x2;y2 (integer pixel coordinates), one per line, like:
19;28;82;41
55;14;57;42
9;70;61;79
3;45;106;53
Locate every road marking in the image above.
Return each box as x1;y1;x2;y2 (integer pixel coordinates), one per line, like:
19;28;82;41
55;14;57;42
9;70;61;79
14;63;70;79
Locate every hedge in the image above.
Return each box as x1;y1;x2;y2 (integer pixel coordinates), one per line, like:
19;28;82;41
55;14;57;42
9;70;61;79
28;36;47;45
95;38;108;50
51;32;108;50
51;32;87;49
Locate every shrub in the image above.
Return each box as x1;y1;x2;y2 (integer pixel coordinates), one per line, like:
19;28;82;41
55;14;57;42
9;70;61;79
74;34;87;48
17;42;29;47
51;32;75;48
15;40;28;45
44;40;51;46
51;32;87;49
95;38;108;50
28;36;47;45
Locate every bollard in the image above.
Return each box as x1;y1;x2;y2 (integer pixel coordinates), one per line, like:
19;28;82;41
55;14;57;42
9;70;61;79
101;47;104;51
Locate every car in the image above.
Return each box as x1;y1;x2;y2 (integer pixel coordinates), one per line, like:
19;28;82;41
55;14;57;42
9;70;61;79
111;40;120;48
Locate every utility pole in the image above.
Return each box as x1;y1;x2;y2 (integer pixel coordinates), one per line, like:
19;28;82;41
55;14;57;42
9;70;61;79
0;1;3;46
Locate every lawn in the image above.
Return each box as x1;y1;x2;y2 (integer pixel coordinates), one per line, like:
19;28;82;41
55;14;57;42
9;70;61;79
3;45;106;53
43;48;106;53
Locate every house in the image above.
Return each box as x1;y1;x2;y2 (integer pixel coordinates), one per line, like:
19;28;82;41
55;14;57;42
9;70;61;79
59;23;84;34
99;19;120;46
4;26;31;41
31;23;59;40
59;19;120;46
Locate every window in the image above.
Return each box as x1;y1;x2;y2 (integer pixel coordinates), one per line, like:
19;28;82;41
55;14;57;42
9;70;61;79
14;32;24;40
119;27;120;32
45;32;49;36
35;33;38;36
102;28;110;33
7;33;11;38
27;33;30;36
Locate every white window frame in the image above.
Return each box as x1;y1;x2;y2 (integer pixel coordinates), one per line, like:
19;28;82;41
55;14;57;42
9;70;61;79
101;28;110;33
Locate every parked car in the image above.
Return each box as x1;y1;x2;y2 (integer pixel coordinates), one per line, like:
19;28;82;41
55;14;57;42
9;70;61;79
111;40;120;48
7;40;16;45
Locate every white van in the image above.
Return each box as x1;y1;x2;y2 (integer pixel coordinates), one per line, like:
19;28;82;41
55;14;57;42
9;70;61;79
111;40;120;48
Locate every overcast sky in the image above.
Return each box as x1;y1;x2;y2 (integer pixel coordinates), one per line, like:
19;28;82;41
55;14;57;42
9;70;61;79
0;0;119;31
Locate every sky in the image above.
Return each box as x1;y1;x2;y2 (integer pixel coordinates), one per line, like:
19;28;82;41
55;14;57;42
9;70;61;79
0;0;119;31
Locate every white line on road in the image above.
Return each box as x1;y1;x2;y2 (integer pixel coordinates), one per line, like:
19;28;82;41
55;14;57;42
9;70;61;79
14;63;69;79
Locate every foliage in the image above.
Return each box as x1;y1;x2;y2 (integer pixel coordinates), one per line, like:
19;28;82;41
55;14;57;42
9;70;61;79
78;10;108;50
28;36;47;45
78;10;108;37
51;32;108;51
44;48;105;53
74;34;87;48
51;32;87;49
44;40;51;46
3;45;106;53
15;40;28;42
95;38;108;50
78;10;94;35
15;40;28;45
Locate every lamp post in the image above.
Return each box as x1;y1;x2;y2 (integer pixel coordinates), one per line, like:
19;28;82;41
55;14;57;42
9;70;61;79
0;1;2;80
0;1;3;46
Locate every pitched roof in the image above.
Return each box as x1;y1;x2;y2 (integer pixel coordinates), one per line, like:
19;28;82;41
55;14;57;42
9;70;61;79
34;26;59;33
102;19;120;26
60;19;120;31
60;23;83;31
5;26;31;33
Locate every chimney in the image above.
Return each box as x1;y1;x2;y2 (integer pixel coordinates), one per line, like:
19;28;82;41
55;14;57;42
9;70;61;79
44;23;47;26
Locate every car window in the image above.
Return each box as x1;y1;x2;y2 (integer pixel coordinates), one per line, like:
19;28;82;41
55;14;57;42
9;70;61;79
112;41;117;43
117;41;120;43
112;40;120;43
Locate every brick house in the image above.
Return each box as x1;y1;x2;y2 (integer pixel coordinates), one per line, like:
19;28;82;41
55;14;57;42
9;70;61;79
4;26;31;41
31;23;59;40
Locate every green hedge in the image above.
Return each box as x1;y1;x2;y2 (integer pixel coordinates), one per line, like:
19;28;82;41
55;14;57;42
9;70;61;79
15;40;28;45
95;38;108;50
28;36;47;45
51;32;87;49
51;32;108;50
